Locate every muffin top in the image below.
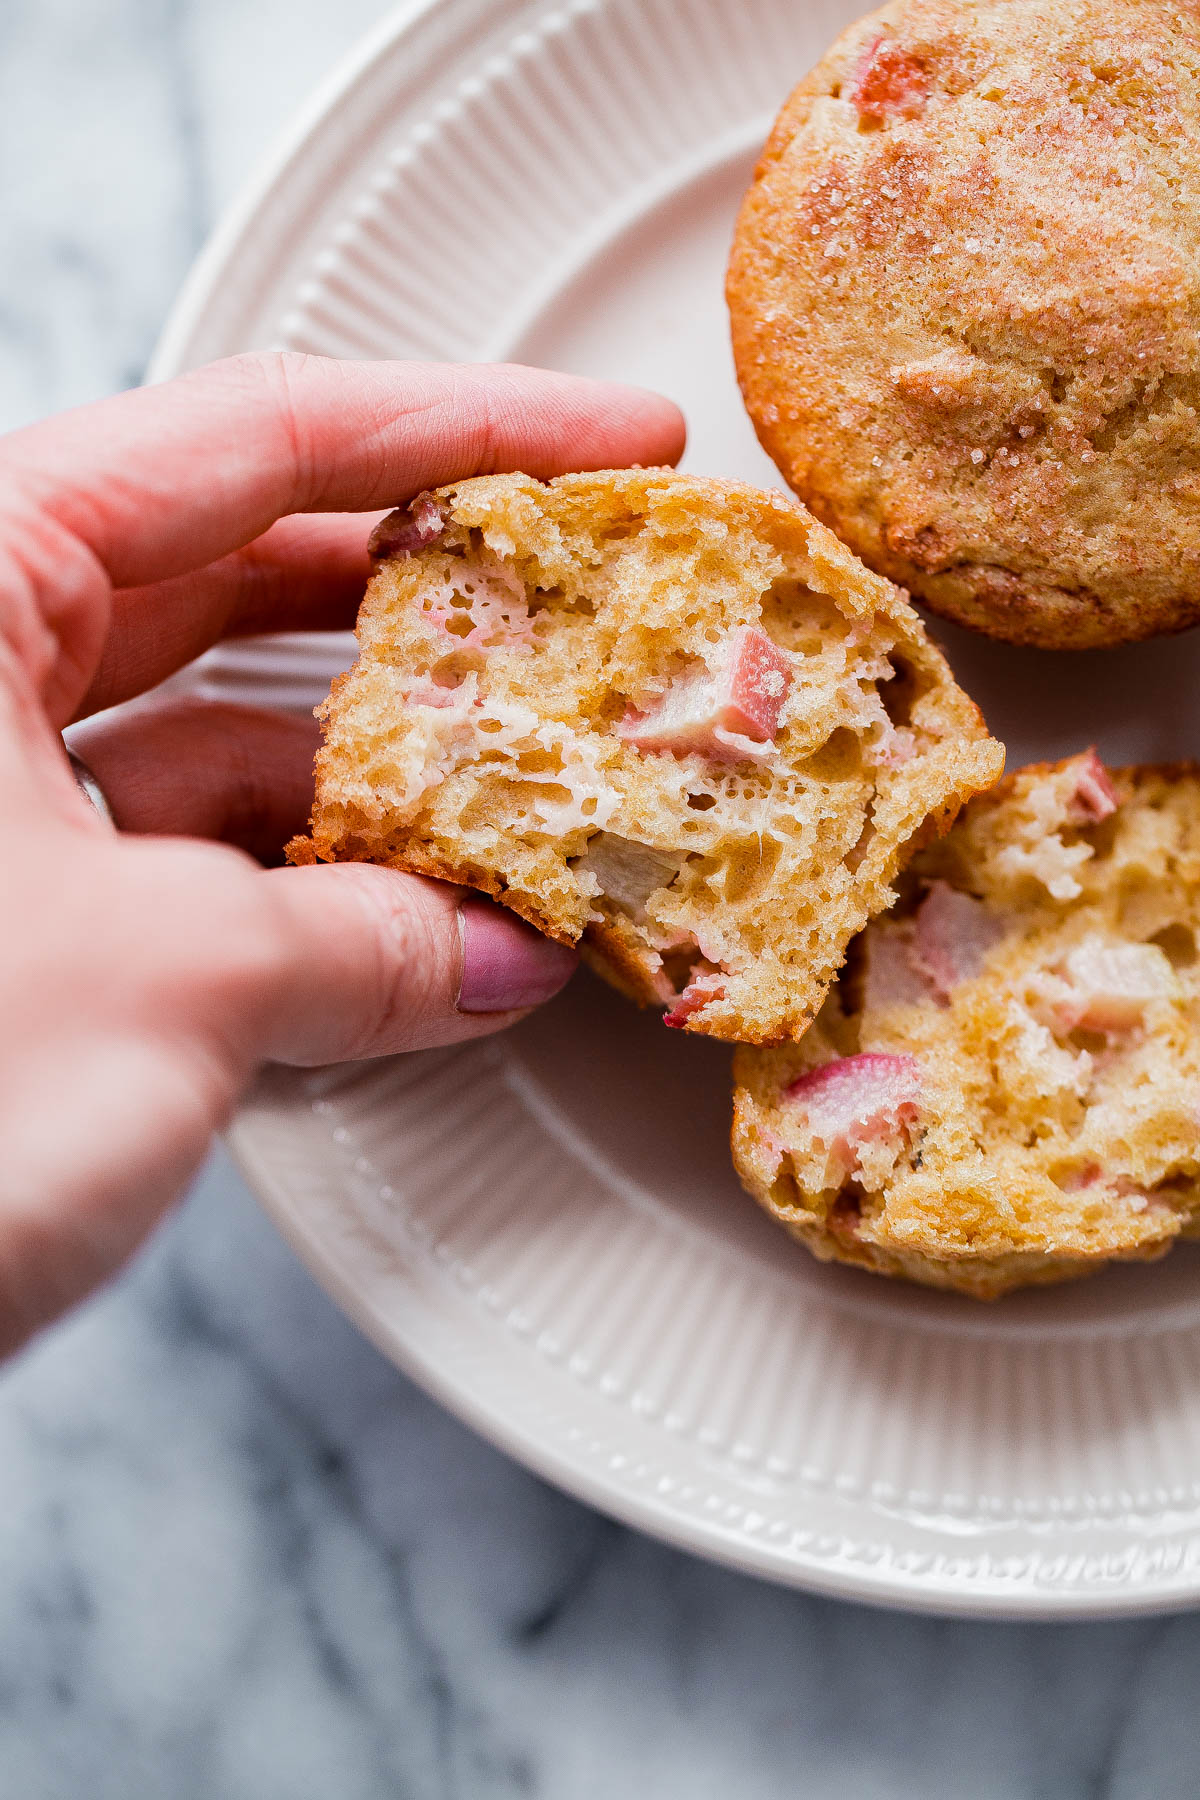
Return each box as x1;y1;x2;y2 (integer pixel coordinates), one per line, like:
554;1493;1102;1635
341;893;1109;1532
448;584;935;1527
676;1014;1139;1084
728;0;1200;649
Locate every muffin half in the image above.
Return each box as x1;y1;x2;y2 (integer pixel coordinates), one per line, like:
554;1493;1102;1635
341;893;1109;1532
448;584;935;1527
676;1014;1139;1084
733;756;1200;1294
291;469;1002;1043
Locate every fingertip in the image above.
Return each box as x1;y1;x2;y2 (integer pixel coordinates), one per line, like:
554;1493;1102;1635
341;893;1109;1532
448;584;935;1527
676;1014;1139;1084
610;383;688;467
480;362;687;474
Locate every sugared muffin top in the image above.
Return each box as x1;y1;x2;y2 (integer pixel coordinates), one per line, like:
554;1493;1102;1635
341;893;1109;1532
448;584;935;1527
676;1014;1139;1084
729;0;1200;649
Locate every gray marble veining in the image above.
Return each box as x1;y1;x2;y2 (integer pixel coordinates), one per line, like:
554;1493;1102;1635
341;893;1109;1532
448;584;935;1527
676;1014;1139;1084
5;2;1200;1794
9;1158;1200;1800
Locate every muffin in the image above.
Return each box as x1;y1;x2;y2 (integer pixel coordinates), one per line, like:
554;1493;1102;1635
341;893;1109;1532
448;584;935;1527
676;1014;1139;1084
732;755;1200;1296
728;0;1200;650
290;469;1002;1043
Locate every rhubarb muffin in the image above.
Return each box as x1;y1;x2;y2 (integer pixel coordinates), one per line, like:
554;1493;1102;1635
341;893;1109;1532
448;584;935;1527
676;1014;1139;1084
732;755;1200;1295
290;469;1002;1043
728;0;1200;650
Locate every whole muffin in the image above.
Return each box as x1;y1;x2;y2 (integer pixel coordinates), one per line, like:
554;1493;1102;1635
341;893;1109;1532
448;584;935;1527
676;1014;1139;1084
728;0;1200;650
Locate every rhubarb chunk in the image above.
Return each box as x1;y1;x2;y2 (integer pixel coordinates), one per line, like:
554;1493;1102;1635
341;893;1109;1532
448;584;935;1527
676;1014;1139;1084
910;881;1006;1001
850;34;928;125
619;626;792;762
1033;938;1178;1035
861;921;932;1012
575;833;679;921
663;965;726;1029
1063;749;1118;825
784;1052;921;1179
369;496;445;560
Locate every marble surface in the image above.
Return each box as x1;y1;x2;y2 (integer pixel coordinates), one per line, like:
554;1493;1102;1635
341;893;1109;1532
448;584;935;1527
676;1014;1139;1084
5;2;1200;1795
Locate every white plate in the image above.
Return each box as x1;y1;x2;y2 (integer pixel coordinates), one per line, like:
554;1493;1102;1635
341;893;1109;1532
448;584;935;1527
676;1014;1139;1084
153;0;1200;1617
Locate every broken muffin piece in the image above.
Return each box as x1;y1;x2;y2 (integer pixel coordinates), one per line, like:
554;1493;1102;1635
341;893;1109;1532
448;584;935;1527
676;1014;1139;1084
732;757;1200;1294
290;469;1002;1043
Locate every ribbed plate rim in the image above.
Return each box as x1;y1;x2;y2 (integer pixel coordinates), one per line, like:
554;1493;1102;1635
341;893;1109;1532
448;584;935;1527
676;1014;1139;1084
224;1099;1200;1620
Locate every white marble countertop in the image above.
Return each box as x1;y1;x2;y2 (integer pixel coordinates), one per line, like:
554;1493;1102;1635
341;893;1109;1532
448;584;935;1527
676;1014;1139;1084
4;3;1200;1794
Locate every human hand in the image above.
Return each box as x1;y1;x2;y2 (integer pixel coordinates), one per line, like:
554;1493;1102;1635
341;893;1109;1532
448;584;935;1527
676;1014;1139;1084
0;352;684;1356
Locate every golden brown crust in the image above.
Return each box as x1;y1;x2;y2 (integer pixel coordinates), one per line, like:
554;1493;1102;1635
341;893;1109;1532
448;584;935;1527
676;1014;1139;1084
732;757;1200;1296
292;833;579;946
579;916;667;1009
728;0;1200;650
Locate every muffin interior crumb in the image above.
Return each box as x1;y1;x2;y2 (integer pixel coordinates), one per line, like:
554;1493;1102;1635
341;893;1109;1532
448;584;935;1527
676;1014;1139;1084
294;470;1002;1043
733;757;1200;1295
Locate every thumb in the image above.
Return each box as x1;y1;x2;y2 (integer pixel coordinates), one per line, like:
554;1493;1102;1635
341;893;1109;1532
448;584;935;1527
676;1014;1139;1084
253;863;577;1066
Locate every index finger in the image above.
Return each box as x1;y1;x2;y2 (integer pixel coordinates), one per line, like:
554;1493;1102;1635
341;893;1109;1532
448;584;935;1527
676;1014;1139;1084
3;352;687;593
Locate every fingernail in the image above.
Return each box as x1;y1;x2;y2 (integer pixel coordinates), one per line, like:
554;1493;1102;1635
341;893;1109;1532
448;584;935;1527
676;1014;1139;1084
457;898;577;1013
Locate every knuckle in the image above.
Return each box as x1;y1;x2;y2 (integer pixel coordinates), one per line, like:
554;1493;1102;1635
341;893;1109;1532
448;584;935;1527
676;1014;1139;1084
0;496;108;713
209;350;323;503
212;348;318;392
470;368;511;474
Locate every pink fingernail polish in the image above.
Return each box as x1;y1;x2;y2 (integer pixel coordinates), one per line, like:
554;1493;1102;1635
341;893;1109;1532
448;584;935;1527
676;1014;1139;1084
457;898;577;1013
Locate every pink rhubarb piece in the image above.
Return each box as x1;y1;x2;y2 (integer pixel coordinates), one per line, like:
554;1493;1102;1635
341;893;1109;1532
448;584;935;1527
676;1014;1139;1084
850;34;928;125
620;627;791;761
785;1052;921;1177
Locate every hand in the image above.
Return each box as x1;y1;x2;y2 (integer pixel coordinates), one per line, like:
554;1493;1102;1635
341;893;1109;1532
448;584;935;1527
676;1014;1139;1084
0;351;685;1357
